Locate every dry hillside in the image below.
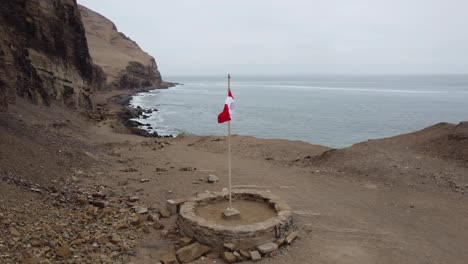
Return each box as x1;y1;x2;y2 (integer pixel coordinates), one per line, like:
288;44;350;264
79;5;162;89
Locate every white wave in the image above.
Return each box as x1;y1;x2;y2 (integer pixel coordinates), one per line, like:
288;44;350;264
228;83;458;94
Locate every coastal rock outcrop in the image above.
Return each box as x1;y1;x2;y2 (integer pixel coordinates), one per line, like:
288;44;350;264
0;0;106;112
79;5;163;90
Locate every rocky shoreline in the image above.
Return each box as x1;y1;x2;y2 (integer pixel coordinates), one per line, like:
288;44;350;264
116;83;179;138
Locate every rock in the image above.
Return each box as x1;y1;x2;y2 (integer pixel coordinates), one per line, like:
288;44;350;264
147;213;160;221
222;252;237;263
166;199;178;215
140;178;150;183
223;242;237;251
275;237;285;246
250;251;261;261
223;207;240;219
110;233;121;244
130;215;142;226
239;249;250;259
178;237;193;247
257;242;278;254
89;200;107;208
207;175;219;183
92;191;106;198
133;206;149;214
128;196;140;202
159;209;171;218
233;251;242;261
176;242;211;263
9;227;21;237
56;245;71;258
153;220;165;230
286;231;299;244
166;199;186;215
161;251;179;264
121;167;138;172
30;188;42;193
95;234;109;244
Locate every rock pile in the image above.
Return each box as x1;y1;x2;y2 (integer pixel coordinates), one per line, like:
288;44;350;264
0;173;169;263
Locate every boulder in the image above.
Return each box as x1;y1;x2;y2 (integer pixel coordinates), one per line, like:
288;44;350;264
56;245;71;258
250;250;261;261
257;242;278;254
207;175;219;183
161;251;179;264
176;242;211;263
222;252;237;263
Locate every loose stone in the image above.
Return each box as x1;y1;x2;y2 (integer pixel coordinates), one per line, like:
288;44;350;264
148;213;160;221
56;245;71;258
159;209;171;218
176;242;211;263
178;237;193;247
222;252;237;263
286;231;299;244
161;251;178;264
257;242;278;254
239;249;251;259
250;251;262;261
128;196;139;202
223;242;237;251
207;175;219;183
153;220;164;230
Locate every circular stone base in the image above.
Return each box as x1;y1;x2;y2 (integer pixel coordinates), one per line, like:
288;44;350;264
177;189;294;250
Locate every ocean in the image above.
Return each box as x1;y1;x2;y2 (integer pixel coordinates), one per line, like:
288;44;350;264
129;75;468;148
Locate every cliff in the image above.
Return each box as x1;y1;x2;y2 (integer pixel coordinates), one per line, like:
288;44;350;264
0;0;106;112
78;5;163;90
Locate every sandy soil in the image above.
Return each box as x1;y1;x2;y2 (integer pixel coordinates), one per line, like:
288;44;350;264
196;200;276;226
1;91;468;264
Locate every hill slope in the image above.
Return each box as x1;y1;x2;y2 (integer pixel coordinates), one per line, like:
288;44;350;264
302;122;468;194
79;5;163;90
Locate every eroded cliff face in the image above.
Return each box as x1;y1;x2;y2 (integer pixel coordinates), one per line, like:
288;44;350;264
79;5;163;90
0;0;106;112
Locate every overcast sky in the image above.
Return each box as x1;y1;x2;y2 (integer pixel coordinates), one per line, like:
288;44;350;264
78;0;468;76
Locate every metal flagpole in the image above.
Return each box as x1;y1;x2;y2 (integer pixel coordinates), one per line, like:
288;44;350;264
228;74;232;209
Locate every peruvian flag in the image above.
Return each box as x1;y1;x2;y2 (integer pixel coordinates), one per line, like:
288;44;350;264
217;89;235;123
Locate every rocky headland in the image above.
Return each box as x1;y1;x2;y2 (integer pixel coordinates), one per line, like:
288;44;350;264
78;5;168;90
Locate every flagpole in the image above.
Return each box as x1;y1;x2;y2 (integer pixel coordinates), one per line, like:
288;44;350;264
227;73;232;209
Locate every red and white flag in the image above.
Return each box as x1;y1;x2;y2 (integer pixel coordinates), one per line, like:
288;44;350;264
217;89;235;123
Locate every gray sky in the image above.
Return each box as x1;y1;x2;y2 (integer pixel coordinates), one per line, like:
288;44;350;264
78;0;468;76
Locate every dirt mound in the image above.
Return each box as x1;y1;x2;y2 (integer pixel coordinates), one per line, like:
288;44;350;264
417;122;468;162
299;122;468;194
187;135;330;166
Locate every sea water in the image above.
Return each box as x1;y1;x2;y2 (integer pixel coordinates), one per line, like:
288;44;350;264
130;75;468;148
